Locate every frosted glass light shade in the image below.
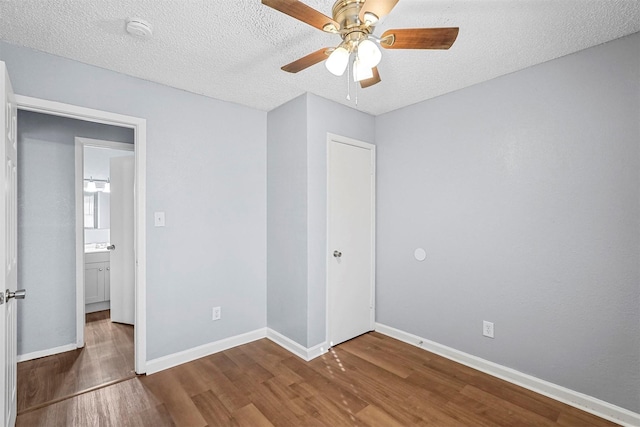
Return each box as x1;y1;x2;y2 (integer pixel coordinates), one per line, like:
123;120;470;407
325;47;350;76
103;182;111;193
353;59;374;81
357;39;382;68
86;181;97;192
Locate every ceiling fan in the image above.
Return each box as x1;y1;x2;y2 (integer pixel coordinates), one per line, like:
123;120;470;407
262;0;459;88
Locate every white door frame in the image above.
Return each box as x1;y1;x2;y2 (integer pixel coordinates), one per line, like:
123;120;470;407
16;96;147;374
325;132;376;347
75;138;134;332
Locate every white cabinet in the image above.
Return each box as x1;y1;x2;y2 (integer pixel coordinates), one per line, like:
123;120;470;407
85;251;110;304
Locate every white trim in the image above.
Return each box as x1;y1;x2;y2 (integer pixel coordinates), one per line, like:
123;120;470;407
326;133;376;348
375;323;640;427
77;137;134;152
16;94;148;374
85;301;110;314
17;344;78;363
146;328;328;375
266;329;327;361
74;140;85;348
146;328;267;375
16;96;142;128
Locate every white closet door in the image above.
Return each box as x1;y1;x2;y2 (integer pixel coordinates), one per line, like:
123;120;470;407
110;155;135;325
327;134;376;347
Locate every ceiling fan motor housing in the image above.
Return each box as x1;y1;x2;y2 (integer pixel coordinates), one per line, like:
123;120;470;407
332;0;374;47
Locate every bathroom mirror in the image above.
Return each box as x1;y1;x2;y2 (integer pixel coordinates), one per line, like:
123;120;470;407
84;191;110;229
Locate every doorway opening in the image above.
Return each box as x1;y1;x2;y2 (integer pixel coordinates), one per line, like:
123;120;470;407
79;139;136;399
13;97;146;414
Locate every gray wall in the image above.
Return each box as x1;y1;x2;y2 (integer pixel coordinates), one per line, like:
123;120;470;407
84;145;133;180
375;32;640;412
267;94;308;345
17;111;133;354
2;42;267;360
266;93;375;348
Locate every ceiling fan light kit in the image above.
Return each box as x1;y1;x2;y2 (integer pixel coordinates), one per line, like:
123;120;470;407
326;45;350;76
357;39;382;68
262;0;459;89
353;58;374;81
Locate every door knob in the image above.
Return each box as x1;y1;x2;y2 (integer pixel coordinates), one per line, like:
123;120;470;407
333;250;342;258
107;244;116;250
6;289;26;301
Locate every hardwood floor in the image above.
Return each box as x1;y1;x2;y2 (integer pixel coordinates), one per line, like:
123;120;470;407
17;332;619;426
17;310;135;414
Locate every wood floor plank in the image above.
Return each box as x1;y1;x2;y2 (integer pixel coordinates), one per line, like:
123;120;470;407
139;369;208;427
249;382;311;425
340;335;414;378
356;404;406;427
303;350;429;425
232;403;275;427
195;357;252;413
191;389;233;426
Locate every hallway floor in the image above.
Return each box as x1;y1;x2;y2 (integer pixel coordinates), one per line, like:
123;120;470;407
17;310;135;414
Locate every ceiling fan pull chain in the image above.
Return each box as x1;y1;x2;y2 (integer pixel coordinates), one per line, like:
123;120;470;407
347;58;351;100
353;50;358;106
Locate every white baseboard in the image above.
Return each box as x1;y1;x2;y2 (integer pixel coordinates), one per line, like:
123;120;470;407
266;328;327;361
145;327;327;376
145;328;267;375
85;301;110;314
375;323;640;427
17;343;78;363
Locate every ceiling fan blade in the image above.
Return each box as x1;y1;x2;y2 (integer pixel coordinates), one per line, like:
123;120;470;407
360;67;381;88
281;48;332;73
380;28;459;50
359;0;399;23
262;0;340;33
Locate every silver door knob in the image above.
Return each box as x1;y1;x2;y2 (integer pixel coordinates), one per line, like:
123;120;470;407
333;250;342;258
107;244;116;250
6;289;26;300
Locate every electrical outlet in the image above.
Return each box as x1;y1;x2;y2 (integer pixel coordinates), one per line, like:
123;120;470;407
212;306;221;321
483;321;494;338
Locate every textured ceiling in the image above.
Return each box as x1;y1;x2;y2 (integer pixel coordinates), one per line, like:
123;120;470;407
1;1;638;115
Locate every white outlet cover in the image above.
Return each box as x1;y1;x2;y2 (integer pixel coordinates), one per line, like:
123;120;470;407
414;248;427;261
483;320;495;338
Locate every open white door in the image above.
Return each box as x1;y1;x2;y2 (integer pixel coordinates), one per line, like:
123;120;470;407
109;156;135;325
1;61;19;427
327;134;375;347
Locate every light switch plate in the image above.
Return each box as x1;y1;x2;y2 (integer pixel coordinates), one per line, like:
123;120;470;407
154;212;165;227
